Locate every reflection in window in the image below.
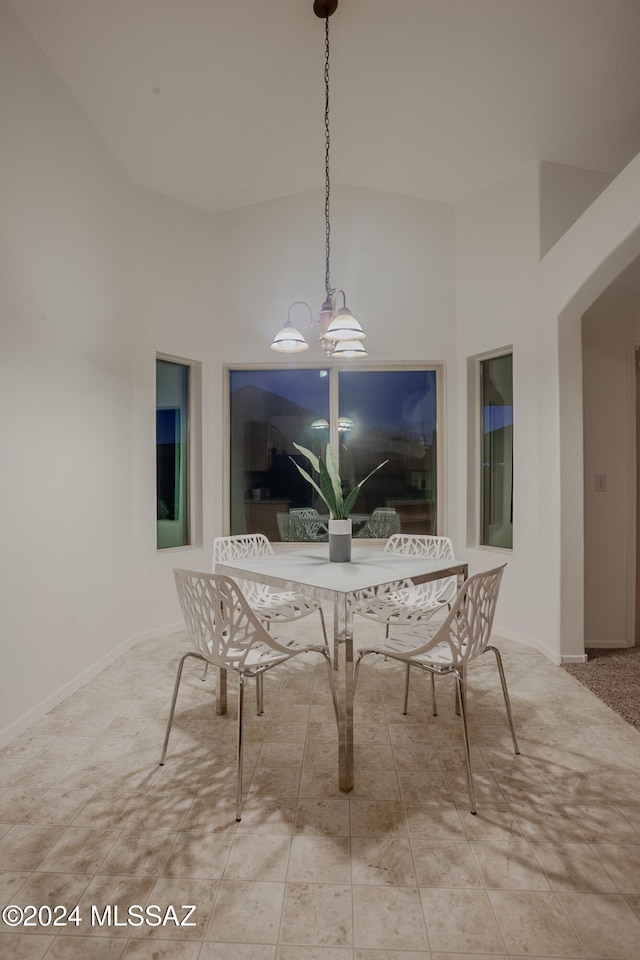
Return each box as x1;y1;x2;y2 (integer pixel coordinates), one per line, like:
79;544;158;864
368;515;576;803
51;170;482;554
228;367;439;541
480;353;513;549
156;358;190;549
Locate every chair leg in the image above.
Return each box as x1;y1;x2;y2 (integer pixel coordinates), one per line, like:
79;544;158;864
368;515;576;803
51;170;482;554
487;646;520;755
320;648;340;730
455;669;477;815
256;673;264;716
352;651;367;693
160;652;206;765
201;662;209;682
318;606;329;651
236;673;245;822
430;672;437;716
402;663;411;715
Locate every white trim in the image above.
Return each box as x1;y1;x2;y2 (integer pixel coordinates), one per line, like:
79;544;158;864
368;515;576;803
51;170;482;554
492;625;566;665
156;352;203;551
0;623;185;749
467;346;514;551
626;338;640;647
223;362;446;537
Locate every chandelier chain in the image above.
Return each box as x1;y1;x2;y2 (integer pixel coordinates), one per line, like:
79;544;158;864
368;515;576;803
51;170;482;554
324;14;334;304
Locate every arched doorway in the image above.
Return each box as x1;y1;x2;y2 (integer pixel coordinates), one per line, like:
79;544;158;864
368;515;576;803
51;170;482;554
539;154;640;660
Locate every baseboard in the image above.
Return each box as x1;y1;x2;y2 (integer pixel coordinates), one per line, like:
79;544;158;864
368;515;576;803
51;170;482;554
0;621;184;750
492;625;564;666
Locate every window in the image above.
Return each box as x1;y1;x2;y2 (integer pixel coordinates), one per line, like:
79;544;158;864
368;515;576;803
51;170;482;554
156;357;191;549
227;366;442;541
479;352;513;549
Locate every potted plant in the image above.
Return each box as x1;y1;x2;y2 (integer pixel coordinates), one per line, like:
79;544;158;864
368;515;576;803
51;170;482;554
290;442;388;561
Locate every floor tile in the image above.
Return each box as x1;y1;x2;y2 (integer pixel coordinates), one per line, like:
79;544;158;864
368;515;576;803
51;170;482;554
280;882;352;947
419;888;506;954
206;879;284;944
352;884;428;950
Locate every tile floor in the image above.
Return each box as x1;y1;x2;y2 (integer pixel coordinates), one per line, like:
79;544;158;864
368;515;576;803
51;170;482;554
1;613;640;959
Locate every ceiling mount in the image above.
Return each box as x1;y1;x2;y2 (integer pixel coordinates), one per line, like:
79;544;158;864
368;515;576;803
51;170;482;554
313;1;338;18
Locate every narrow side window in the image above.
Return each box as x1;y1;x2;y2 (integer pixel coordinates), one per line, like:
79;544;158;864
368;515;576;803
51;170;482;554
156;358;190;549
480;352;513;549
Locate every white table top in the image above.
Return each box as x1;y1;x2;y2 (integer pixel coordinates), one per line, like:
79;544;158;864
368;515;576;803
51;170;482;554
215;544;467;600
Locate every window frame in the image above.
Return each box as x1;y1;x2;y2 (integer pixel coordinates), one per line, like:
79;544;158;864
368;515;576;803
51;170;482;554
156;352;202;552
223;361;446;537
467;347;513;552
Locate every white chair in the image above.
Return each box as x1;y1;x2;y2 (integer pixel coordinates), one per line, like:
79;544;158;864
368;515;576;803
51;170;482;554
162;569;339;821
355;507;401;539
289;507;328;541
354;534;458;636
353;564;518;814
213;535;329;700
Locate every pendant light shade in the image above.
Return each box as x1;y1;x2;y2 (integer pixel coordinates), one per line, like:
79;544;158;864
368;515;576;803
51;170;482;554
330;339;368;358
270;301;312;352
270;321;309;353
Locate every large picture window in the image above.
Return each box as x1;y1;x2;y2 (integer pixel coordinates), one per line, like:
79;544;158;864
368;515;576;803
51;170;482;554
156;357;191;549
480;352;513;549
228;366;441;541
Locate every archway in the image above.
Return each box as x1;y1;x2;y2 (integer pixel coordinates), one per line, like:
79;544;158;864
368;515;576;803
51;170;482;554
538;153;640;660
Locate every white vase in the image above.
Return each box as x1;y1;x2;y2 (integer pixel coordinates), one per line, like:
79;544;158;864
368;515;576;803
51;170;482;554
328;518;352;562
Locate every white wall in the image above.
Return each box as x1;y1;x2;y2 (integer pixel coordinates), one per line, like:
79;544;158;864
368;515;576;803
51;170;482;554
213;183;459;529
454;165;545;651
582;279;640;646
539;162;612;258
129;187;221;634
0;1;135;736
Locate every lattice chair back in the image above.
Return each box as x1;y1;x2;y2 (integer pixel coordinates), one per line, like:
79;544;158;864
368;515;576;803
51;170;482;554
357;507;401;538
408;564;505;668
289;507;327;541
173;569;291;671
385;533;457;604
212;534;274;605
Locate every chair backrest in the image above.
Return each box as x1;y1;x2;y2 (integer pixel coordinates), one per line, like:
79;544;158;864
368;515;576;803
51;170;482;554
174;569;278;671
213;533;274;564
412;564;506;667
212;534;274;604
385;533;454;560
385;533;457;603
289;507;326;541
360;507;401;538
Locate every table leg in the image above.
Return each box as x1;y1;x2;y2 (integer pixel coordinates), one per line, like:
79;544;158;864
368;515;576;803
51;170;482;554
216;667;227;715
335;594;354;791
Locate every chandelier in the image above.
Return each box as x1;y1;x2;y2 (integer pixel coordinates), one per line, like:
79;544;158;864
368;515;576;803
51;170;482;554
270;0;367;359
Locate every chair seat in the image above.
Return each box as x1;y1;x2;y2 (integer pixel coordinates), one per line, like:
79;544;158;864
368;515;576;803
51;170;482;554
372;633;459;668
354;585;449;626
250;589;322;621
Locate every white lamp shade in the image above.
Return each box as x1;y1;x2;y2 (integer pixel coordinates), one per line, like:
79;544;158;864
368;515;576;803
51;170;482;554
270;323;309;353
331;339;368;358
325;308;365;341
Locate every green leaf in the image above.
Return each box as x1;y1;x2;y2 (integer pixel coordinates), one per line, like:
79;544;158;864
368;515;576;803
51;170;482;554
290;440;389;521
288;458;330;512
292;442;321;474
318;459;340;517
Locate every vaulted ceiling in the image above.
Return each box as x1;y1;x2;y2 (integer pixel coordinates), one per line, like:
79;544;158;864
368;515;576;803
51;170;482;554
10;0;640;214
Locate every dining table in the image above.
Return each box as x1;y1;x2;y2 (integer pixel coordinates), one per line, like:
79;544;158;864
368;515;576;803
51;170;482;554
215;543;468;791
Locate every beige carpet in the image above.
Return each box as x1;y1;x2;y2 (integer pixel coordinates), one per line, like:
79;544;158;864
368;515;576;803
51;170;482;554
563;646;640;731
